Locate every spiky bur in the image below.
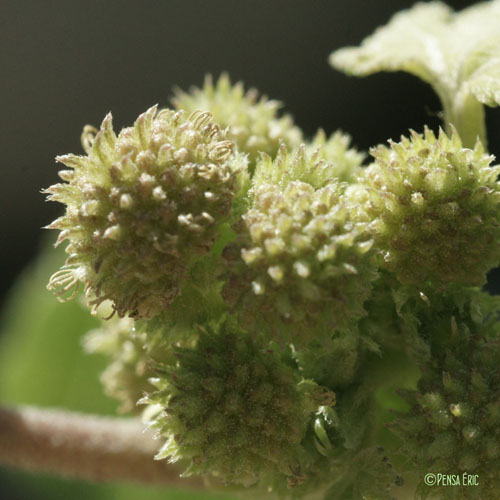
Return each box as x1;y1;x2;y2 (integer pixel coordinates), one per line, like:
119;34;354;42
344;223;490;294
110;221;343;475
46;107;247;319
304;130;365;184
223;150;377;348
134;258;227;346
348;127;500;288
172;74;303;167
141;319;325;489
390;331;500;500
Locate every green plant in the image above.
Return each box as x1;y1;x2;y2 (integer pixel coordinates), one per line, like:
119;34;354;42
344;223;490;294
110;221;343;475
2;1;500;499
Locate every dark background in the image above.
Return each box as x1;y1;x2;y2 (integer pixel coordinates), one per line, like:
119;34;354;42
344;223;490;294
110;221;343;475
2;0;499;309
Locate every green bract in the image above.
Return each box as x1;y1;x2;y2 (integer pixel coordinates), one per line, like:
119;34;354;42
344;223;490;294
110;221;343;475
330;0;500;148
349;127;500;287
142;319;320;488
46;107;246;319
172;73;303;167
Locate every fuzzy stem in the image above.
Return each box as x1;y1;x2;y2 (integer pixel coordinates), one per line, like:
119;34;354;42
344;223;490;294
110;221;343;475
440;89;487;149
0;405;203;488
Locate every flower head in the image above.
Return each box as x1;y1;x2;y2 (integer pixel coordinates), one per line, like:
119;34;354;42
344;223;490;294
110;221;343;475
143;319;318;487
304;129;365;184
224;149;377;347
392;333;500;500
172;74;303;167
46;107;245;319
350;128;500;287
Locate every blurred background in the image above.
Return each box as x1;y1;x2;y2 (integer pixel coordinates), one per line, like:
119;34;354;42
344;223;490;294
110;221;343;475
1;0;499;498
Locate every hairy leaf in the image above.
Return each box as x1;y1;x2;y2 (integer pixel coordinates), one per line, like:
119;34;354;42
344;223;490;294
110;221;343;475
330;0;500;147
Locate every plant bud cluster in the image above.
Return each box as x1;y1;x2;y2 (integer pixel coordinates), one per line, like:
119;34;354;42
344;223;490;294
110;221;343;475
84;316;149;413
143;320;319;487
84;314;173;413
392;332;500;500
46;107;244;319
172;74;302;166
304;129;364;184
350;127;500;287
223;168;377;347
44;72;500;499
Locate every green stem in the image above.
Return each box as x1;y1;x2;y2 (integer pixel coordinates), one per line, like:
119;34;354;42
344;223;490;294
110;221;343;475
441;90;487;149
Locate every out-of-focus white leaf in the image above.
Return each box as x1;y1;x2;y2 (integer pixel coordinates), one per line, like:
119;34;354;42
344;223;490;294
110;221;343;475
330;0;500;147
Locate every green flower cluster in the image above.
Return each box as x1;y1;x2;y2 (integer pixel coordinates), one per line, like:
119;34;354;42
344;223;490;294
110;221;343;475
84;315;148;413
46;107;245;319
223;160;377;347
84;312;173;414
251;140;361;190
142;319;320;488
44;11;500;495
304;129;364;184
392;331;500;499
350;127;500;287
172;74;302;166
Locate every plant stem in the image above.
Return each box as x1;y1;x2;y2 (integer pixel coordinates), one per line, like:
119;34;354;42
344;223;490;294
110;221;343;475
440;89;487;149
0;404;203;488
